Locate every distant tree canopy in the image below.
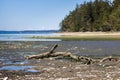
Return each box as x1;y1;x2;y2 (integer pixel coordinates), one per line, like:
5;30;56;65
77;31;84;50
60;0;120;32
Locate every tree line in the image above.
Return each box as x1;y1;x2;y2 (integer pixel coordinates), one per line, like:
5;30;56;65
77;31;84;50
60;0;120;32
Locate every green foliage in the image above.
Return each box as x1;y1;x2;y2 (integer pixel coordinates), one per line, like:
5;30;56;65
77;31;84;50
60;0;120;32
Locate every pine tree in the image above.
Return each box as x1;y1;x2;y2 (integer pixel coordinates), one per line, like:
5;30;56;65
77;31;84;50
60;0;119;32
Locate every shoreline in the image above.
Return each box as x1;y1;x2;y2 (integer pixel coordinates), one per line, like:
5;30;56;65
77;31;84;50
42;32;120;40
56;32;120;36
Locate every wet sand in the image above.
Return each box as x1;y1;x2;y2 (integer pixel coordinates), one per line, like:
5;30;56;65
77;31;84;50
0;41;120;80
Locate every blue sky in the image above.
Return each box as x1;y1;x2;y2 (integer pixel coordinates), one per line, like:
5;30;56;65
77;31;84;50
0;0;92;31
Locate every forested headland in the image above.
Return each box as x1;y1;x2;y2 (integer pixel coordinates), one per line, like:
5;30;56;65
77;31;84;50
60;0;120;32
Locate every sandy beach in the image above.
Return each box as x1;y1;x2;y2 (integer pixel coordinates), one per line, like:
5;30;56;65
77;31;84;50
40;32;120;40
57;32;120;36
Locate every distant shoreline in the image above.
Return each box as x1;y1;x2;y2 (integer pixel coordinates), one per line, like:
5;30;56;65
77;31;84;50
24;32;120;40
47;32;120;40
56;32;120;36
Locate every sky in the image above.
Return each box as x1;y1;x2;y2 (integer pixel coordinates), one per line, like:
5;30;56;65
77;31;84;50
0;0;93;31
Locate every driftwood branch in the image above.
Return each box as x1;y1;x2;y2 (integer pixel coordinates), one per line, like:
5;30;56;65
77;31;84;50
26;44;80;61
26;44;120;65
100;56;119;62
79;56;96;64
51;52;79;60
26;44;58;59
49;44;58;53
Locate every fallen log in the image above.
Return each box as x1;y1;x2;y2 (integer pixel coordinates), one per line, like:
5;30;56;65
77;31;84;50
25;44;120;65
50;52;79;61
26;44;79;60
26;44;96;64
50;52;71;57
79;56;96;65
26;51;79;61
100;56;119;62
26;44;58;59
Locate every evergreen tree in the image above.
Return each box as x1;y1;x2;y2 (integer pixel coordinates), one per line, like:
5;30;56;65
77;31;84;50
60;0;120;32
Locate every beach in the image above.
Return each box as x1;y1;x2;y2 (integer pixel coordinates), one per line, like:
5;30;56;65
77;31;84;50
57;32;120;36
44;32;120;40
1;0;120;79
0;41;120;80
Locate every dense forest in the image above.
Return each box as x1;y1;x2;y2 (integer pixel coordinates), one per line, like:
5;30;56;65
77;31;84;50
60;0;120;32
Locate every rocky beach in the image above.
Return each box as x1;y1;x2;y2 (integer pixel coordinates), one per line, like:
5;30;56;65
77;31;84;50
0;41;120;80
1;0;120;79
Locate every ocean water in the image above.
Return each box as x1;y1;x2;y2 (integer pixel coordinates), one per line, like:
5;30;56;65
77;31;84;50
0;33;61;41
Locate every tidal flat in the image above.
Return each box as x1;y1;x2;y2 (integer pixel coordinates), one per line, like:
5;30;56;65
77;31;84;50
0;41;120;80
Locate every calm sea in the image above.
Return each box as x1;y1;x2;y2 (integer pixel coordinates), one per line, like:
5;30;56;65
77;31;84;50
0;31;61;41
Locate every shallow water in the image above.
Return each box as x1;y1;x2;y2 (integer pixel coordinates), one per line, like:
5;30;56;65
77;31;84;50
3;60;29;65
61;41;120;57
34;41;120;57
0;66;38;72
0;34;61;41
0;41;120;72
